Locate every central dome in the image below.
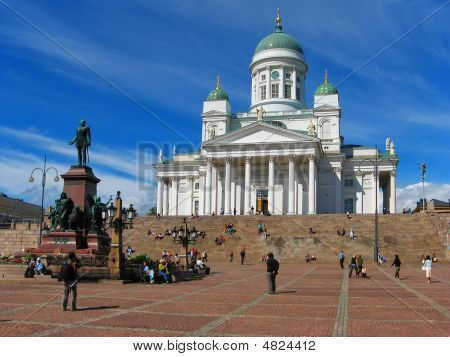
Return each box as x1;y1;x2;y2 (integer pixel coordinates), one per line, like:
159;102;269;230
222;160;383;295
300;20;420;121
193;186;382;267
254;27;303;55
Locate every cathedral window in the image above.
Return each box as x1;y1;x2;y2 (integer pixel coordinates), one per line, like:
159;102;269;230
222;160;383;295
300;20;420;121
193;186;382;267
284;84;291;98
261;74;266;81
344;198;354;213
271;84;279;98
285;73;291;80
344;179;354;187
260;85;266;100
194;182;199;190
296;88;300;100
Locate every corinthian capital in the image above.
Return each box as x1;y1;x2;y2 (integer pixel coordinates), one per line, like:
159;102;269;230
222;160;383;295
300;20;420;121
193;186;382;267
307;154;316;161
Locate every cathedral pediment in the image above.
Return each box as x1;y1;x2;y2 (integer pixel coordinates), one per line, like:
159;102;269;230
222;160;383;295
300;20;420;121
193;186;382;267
203;122;317;146
313;104;340;112
202;110;229;117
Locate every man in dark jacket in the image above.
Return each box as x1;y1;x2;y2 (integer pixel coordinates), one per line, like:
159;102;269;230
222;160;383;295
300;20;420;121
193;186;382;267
266;252;279;294
61;252;80;311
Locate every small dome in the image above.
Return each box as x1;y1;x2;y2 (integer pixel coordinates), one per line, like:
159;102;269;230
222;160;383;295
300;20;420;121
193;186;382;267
315;69;338;95
254;10;303;55
206;76;229;101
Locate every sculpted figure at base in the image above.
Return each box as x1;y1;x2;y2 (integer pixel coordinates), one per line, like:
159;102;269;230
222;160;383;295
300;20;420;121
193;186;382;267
49;192;74;231
69;119;91;166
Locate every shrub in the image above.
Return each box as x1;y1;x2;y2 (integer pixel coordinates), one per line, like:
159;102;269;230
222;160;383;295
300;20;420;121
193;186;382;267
130;253;147;264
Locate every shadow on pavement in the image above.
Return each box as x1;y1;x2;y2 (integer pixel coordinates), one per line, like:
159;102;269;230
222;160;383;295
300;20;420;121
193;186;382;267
76;305;119;311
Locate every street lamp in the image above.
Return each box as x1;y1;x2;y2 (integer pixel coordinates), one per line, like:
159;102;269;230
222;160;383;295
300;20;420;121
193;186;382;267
355;148;397;263
28;156;60;245
418;162;426;212
172;220;198;271
127;204;136;228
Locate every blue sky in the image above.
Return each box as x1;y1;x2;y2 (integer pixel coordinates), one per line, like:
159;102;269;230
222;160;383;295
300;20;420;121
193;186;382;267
0;0;449;212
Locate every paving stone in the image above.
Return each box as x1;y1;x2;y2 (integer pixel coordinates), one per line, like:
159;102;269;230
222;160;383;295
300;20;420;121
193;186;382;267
0;263;448;337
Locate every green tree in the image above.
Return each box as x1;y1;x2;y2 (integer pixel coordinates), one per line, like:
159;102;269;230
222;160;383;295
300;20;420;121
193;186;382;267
146;206;157;216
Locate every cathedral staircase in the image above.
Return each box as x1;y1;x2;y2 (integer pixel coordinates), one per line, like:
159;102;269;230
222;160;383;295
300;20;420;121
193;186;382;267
123;214;446;264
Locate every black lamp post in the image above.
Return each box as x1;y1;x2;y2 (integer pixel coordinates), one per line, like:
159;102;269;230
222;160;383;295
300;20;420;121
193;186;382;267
355;150;396;263
418;162;426;212
28;156;60;245
172;220;198;271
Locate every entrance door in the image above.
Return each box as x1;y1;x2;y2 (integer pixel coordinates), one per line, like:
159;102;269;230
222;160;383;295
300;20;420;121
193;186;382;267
256;189;268;214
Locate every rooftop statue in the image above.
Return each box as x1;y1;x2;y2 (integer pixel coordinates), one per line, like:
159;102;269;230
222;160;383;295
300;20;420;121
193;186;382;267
69;119;91;166
385;137;390;151
307;121;316;137
256;106;266;121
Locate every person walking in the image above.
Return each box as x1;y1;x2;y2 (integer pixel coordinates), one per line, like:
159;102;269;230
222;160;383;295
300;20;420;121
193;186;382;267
263;225;267;240
338;250;345;269
356;254;364;278
423;255;432;283
61;252;80;311
229;251;233;263
266;252;279;294
240;248;246;265
348;255;357;278
391;254;401;279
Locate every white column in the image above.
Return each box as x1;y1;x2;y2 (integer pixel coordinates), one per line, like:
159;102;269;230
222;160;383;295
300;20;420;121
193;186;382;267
268;156;275;214
199;172;205;215
205;158;212;215
251;74;255;105
356;172;363;214
230;164;236;214
224;157;232;214
156;178;163;216
280;67;284;98
334;167;342;213
390;170;397;213
186;176;193;216
288;155;296;214
244;156;252;214
170;177;178;216
267;67;272;98
292;68;297;100
308;154;316;214
162;179;169;216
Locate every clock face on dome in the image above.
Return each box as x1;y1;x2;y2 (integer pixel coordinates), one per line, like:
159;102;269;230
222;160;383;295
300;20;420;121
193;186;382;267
271;71;280;79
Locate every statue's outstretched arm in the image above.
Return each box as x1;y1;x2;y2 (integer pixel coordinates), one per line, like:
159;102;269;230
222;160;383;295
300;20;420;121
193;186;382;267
68;129;78;145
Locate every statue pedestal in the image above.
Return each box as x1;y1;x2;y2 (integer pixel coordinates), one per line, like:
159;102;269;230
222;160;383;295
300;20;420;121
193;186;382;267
24;231;110;257
61;166;100;211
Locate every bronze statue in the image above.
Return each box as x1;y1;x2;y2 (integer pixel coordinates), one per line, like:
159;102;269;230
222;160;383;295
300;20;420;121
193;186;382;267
69;119;91;166
48;192;74;231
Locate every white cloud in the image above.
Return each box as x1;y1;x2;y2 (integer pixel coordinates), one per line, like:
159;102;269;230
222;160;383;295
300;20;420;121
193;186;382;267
396;182;450;212
0;146;156;214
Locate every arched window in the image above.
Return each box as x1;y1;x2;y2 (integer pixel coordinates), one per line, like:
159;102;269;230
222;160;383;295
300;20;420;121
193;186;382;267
322;120;332;139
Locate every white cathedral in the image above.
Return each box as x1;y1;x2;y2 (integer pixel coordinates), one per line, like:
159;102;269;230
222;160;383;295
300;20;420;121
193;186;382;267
154;11;399;216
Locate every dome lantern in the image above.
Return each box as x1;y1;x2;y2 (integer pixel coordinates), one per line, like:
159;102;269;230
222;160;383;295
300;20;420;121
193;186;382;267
206;75;229;101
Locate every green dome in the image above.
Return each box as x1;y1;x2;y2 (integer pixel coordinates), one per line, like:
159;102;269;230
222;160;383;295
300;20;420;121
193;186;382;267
315;70;338;95
254;26;303;55
206;76;229;101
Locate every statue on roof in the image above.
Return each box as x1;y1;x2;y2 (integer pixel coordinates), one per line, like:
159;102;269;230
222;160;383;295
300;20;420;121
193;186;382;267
307;120;316;137
173;145;176;156
385;137;390;151
256;106;266;121
69;119;91;166
159;148;163;162
390;140;395;155
208;126;216;139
